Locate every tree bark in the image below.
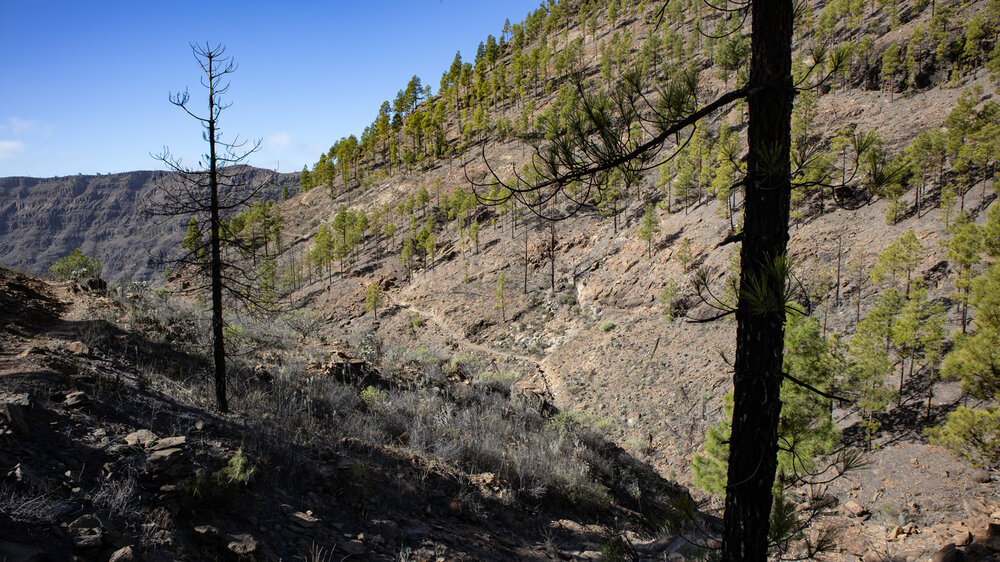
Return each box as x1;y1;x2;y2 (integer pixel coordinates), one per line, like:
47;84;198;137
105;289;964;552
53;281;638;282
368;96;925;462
722;0;793;559
207;54;228;414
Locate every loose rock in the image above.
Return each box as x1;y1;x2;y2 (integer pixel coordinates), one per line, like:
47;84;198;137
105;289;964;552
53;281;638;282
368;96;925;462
66;341;90;356
226;533;257;556
290;511;319;529
150;436;186;451
64;391;90;409
124;429;157;447
109;545;136;562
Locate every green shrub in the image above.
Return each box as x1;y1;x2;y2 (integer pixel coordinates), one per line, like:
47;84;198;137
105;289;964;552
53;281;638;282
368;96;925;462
215;449;256;485
599;321;616;332
927;406;1000;468
183;450;256;501
360;385;388;408
49;249;102;281
599;533;629;562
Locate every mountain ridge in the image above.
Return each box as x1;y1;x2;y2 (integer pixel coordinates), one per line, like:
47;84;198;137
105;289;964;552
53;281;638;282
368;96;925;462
0;168;295;282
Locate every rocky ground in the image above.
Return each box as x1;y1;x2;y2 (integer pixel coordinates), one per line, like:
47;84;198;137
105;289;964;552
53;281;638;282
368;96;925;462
0;267;710;561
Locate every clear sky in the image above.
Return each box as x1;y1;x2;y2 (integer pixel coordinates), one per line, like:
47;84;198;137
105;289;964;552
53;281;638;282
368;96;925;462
0;1;542;178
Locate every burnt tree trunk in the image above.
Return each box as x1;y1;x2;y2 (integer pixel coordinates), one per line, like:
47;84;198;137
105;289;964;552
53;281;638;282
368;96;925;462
722;0;793;559
206;56;229;414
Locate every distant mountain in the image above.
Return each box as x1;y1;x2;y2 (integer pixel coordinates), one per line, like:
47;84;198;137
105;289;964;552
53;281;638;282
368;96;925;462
0;168;296;282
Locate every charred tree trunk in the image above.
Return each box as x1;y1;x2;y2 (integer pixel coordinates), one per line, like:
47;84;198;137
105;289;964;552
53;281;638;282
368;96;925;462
208;66;228;413
722;0;793;559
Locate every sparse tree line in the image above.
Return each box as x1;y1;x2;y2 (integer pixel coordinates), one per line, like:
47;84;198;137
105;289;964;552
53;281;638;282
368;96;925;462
291;0;999;261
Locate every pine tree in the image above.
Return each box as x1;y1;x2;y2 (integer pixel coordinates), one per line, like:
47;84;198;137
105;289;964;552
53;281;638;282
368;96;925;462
948;220;982;332
299;166;313;191
400;236;414;279
881;43;901;101
870;229;923;295
676;237;693;272
891;283;946;404
148;44;273;412
469;219;480;254
365;281;383;321
181;217;204;260
659;278;680;321
848;289;901;447
693;310;840;497
638;201;661;258
416;185;430;217
930;261;1000;467
495;272;509;321
471;0;804;554
310;224;333;279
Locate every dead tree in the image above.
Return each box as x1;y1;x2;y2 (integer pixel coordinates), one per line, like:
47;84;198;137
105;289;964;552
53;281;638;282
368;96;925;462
147;43;274;413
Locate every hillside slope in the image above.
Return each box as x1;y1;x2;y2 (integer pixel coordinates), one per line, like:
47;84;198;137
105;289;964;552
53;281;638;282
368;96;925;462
0;267;702;560
3;0;1000;558
259;0;1000;558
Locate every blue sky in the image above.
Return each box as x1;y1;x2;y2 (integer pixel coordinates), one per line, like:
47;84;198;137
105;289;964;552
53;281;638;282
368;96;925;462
0;1;542;178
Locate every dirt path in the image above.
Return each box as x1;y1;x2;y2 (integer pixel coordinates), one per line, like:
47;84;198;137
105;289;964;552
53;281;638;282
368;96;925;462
390;297;570;406
0;273;68;383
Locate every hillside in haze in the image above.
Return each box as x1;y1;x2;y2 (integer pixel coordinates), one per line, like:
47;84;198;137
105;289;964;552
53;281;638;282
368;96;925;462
0;169;294;282
3;0;1000;560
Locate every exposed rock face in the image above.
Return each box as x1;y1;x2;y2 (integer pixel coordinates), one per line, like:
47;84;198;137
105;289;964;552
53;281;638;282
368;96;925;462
0;168;294;282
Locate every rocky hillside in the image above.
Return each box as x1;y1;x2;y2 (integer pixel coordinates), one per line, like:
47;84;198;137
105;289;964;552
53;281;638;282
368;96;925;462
0;267;700;560
260;0;1000;558
0;169;294;282
3;0;1000;559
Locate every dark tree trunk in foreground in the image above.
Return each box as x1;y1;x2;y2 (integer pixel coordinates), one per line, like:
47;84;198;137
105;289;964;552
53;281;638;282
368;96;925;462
722;0;794;559
472;0;797;556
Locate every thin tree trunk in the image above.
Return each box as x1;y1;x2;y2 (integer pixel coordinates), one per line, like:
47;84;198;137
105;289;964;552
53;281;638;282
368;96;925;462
207;56;228;414
835;235;842;306
524;226;529;294
549;222;556;290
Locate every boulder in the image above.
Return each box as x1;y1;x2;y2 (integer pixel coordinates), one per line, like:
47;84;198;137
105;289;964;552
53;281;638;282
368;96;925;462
982;522;1000;550
149;436;186;451
124;429;157;447
145;447;189;480
146;447;184;466
80;278;107;294
340;540;366;556
963;543;996;561
843;500;870;519
953;530;974;547
72;528;103;549
193;525;222;544
68;513;103;535
971;470;992;484
109;545;136;562
66;341;90;356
